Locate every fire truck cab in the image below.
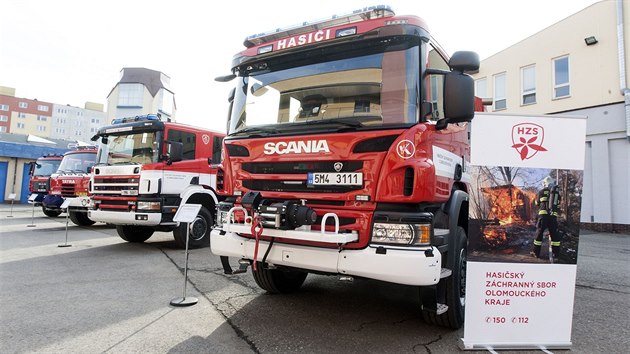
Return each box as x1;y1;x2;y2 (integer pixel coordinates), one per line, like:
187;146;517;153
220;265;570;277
212;6;479;329
28;154;63;217
42;144;97;225
88;114;225;248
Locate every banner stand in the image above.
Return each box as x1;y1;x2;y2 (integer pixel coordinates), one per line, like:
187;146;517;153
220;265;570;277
58;199;72;248
170;204;201;307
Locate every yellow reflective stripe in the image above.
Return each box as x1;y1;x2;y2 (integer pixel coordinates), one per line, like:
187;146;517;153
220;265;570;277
539;210;548;215
533;240;543;246
551;241;561;246
539;197;549;201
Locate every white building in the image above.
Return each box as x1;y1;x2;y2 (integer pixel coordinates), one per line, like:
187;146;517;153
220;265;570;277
106;68;176;122
472;0;630;231
50;102;106;140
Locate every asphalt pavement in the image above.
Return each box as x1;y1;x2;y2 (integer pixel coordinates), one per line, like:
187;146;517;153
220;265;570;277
1;204;628;353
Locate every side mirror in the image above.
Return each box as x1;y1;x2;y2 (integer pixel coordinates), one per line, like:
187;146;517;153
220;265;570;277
449;51;480;73
166;141;184;165
443;72;475;123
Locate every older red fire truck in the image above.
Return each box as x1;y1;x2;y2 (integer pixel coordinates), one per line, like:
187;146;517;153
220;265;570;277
29;154;63;217
88;114;224;248
211;6;480;329
42;144;97;225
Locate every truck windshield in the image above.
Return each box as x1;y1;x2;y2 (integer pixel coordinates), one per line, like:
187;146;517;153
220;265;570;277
229;40;419;135
33;159;61;176
96;132;159;165
58;153;97;174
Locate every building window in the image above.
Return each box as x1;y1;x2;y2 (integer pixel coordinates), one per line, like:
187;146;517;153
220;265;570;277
19;102;28;108
37;104;49;112
37;125;46;132
91;118;100;124
521;65;536;105
553;56;570;98
37;115;47;121
158;89;175;116
17;123;25;129
493;73;507;110
475;78;488;99
75;131;82;136
118;83;144;107
18;112;26;118
0;126;6;132
0;104;8;111
0;115;8;122
56;128;65;134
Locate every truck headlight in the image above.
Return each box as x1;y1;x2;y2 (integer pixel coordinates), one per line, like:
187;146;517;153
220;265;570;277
371;223;431;246
137;201;161;211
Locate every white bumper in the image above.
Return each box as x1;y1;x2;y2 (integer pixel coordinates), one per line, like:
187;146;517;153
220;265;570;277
88;209;163;225
67;197;91;209
211;230;442;286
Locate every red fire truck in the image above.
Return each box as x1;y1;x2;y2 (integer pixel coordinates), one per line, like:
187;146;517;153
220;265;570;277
211;6;480;328
88;114;225;249
28;154;63;217
42;144;97;225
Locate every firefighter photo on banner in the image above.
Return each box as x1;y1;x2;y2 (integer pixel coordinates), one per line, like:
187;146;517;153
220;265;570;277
461;113;586;351
468;166;582;265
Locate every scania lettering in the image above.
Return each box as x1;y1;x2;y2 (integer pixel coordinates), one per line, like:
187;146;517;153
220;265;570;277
212;6;481;329
263;140;330;155
88;114;225;248
42;144;97;225
28;154;63;217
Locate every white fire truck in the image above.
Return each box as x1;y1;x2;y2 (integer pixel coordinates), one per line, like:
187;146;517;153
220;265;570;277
88;114;225;248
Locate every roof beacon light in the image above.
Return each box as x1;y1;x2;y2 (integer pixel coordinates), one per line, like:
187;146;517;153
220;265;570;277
244;5;395;48
111;114;161;125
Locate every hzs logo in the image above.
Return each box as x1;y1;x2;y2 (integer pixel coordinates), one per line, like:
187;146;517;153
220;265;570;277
511;123;547;160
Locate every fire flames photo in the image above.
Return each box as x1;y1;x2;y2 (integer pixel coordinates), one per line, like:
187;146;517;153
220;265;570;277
468;166;583;264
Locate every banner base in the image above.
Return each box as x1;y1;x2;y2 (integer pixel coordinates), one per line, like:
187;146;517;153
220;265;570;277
459;338;572;351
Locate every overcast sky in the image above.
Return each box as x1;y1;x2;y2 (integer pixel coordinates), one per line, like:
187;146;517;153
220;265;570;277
0;0;600;130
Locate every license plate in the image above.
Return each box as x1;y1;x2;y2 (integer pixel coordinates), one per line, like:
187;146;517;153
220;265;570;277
307;172;363;186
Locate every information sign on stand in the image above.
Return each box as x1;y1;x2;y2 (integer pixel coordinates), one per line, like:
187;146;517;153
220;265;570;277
58;199;74;247
26;194;38;227
170;204;202;307
461;113;586;351
7;194;17;218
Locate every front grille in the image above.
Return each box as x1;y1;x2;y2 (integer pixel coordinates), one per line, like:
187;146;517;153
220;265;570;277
92;176;140;195
242;161;363;174
243;180;362;193
61;183;76;197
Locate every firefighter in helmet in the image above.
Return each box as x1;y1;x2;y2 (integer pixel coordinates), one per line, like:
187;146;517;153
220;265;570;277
531;176;562;260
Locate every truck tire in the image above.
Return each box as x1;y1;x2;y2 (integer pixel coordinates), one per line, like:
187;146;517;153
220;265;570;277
252;263;308;294
422;226;467;329
69;210;95;226
116;225;154;243
172;206;212;249
42;207;62;217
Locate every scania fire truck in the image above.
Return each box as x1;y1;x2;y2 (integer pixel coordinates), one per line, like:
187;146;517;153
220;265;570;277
211;6;480;329
88;114;224;249
42;144;97;225
28;154;63;217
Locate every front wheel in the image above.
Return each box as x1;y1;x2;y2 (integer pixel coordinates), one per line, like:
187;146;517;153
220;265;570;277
421;226;467;329
69;210;95;226
172;206;212;249
252;263;308;294
116;225;154;243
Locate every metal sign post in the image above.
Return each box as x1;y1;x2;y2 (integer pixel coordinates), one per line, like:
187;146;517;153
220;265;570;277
170;204;202;307
26;194;38;227
7;194;16;218
58;199;73;248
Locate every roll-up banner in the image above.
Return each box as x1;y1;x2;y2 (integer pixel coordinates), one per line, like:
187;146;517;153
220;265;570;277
461;112;587;350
